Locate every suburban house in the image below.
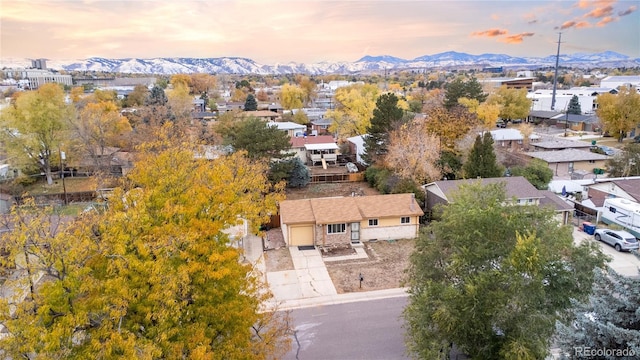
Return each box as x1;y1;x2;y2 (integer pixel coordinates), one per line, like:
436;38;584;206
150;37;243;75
552;113;601;132
530;138;593;152
524;149;609;177
310;118;332;135
423;176;573;225
267;121;307;138
243;110;281;122
527;110;563;125
489;128;540;148
279;194;423;247
582;177;640;208
289;135;338;165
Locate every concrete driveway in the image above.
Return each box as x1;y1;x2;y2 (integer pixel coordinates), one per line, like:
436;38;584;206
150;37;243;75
573;226;640;277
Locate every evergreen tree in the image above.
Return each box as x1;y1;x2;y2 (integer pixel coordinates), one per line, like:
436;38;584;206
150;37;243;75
147;85;168;106
222;117;293;161
286;157;310;188
244;93;258;111
363;93;403;165
556;268;640;359
443;77;487;110
567;95;582;115
463;132;503;178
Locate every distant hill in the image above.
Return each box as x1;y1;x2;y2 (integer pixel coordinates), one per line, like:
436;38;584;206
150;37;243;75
2;51;638;75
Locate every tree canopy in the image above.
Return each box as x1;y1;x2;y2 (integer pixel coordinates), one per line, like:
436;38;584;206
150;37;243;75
385;119;441;184
509;159;553;190
463;132;502;178
404;182;606;359
605;143;640;177
555;267;640;358
326;83;380;139
363;93;404;165
0;83;74;185
596;86;640;142
219;116;293;161
486;86;531;122
244;93;258;111
443;77;487;110
567;95;582;115
279;84;305;110
424;105;479;153
0;128;292;359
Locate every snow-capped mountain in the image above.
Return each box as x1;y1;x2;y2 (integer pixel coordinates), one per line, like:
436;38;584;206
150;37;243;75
2;51;638;75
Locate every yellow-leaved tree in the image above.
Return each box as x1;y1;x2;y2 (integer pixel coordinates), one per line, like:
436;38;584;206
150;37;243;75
279;83;306;110
596;86;640;142
0;125;292;359
326;83;380;139
385;120;442;184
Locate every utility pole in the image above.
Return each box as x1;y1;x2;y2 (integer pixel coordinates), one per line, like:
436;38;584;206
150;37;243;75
550;32;562;111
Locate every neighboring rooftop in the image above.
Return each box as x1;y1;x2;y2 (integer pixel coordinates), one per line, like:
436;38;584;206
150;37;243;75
525;148;609;163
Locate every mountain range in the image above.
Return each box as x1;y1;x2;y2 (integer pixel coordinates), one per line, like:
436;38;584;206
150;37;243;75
2;51;638;75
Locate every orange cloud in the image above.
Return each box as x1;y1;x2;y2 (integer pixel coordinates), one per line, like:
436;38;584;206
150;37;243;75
618;5;637;16
500;32;535;44
471;28;508;37
576;0;616;9
596;16;617;26
560;21;577;29
584;5;614;18
575;21;592;28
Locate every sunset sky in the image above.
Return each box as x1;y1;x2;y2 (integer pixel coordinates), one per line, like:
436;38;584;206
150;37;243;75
1;0;638;64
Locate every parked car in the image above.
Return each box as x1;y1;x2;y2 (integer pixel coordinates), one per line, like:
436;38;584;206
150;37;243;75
598;145;615;156
496;121;507;128
634;135;640;143
594;229;639;252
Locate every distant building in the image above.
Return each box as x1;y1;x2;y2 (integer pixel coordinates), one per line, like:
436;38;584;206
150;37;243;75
599;76;640;91
1;68;72;90
31;58;47;69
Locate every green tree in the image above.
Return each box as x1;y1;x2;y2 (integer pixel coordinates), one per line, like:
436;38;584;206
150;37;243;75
443;77;487;110
147;85;168;106
463;132;503;178
556;268;640;358
0;129;292;359
510;159;554;190
404;182;606;359
605;143;640;177
244;93;258;111
221;117;293;161
596;86;640;142
0;83;74;185
269;157;310;187
122;84;149;108
486;86;531;122
363;93;404;165
567;95;582;115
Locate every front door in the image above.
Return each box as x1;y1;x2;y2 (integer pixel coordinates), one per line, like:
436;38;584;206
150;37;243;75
351;222;360;243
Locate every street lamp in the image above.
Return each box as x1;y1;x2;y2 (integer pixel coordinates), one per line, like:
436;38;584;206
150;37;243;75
59;148;68;205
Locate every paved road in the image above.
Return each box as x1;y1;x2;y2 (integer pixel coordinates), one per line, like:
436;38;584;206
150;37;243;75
284;296;409;360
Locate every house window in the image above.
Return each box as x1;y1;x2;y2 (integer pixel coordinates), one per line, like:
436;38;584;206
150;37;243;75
401;217;410;224
368;219;378;226
327;223;346;234
588;160;595;163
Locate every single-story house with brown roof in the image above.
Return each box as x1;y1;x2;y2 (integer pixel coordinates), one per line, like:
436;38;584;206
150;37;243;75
279;193;423;247
422;176;573;224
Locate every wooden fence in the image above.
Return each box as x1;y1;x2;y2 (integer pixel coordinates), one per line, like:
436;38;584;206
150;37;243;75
310;172;364;184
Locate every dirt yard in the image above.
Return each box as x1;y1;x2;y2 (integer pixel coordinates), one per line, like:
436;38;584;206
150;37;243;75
284;181;380;200
326;239;415;293
263;238;416;294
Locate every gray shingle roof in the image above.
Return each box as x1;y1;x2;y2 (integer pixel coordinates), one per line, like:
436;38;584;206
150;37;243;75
525;149;609;163
428;176;543;201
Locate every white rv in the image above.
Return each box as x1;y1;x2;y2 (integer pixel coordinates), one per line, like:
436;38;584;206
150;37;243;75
601;198;640;239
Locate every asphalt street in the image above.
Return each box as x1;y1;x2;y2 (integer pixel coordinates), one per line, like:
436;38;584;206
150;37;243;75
284;296;409;360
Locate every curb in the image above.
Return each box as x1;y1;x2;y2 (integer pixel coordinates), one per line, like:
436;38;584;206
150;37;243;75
269;287;409;311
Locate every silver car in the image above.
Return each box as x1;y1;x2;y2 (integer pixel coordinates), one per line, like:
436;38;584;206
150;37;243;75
594;229;639;252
